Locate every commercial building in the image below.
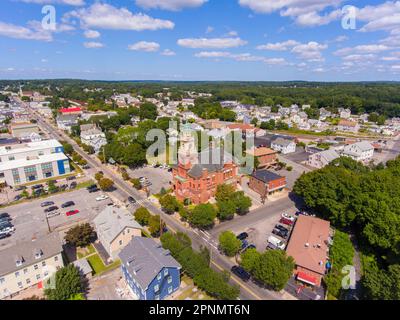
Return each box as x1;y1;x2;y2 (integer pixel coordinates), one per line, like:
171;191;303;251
119;237;181;300
246;147;277;169
286;215;331;287
0;233;64;299
0;139;70;186
9;122;40;139
248;170;286;202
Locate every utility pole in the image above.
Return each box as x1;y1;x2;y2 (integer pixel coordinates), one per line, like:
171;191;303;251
45;214;51;233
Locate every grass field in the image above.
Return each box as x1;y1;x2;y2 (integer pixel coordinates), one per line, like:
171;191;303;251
87;253;121;276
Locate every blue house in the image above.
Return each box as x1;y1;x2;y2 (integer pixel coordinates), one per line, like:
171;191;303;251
119;237;181;300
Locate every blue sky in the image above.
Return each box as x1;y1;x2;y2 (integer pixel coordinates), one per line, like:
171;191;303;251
0;0;400;81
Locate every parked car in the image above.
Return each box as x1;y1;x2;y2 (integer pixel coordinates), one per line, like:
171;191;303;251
0;232;11;240
87;184;97;191
0;217;11;224
82;165;91;170
231;266;251;282
32;184;43;190
96;195;109;201
127;196;136;204
66;176;76;181
41;201;55;207
44;206;59;213
236;232;249;241
281;213;296;222
66;210;80;217
0;213;10;220
15;186;27;191
275;224;289;233
272;228;289;239
59;184;68;191
280;217;294;226
61;201;75;208
70;182;77;189
244;244;256;251
88;187;100;193
241;239;249;250
13;195;23;202
46;211;61;218
266;243;279;250
267;235;286;250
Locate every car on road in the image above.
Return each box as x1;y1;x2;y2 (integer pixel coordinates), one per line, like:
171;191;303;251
66;209;80;217
96;195;109;201
82;165;91;169
44;206;59;213
41;201;55;207
267;235;286;250
127;196;136;204
231;266;251;282
61;201;75;208
236;232;248;241
46;211;61;218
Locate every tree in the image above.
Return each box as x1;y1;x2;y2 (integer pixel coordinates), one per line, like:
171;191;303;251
61;141;73;155
219;231;241;257
217;201;236;221
241;249;294;291
131;178;142;190
189;204;217;229
98;178;114;191
149;215;165;237
159;194;179;214
232;191;252;215
134;207;151;226
44;265;83;300
215;184;236;202
95;172;104;181
65;223;96;247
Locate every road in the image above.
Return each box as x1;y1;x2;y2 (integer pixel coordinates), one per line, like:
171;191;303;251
31;109;283;300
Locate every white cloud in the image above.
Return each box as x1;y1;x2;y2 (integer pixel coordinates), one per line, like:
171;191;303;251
83;41;104;48
238;0;344;26
84;30;100;39
128;41;160;52
65;3;174;31
135;0;207;11
291;41;328;61
256;40;299;51
177;37;247;48
335;44;391;56
357;2;400;33
227;30;238;37
195;51;287;65
18;0;84;5
161;49;176;56
0;20;53;41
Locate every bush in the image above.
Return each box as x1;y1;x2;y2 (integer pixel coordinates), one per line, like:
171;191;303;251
287;166;293;172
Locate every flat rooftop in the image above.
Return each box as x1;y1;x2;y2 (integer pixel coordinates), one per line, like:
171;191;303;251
0;139;62;156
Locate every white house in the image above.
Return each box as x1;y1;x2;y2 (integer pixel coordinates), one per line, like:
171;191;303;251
271;137;296;154
308;149;340;169
342;141;374;162
80;124;107;153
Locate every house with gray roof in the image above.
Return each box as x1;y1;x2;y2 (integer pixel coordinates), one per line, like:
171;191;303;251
271;137;296;154
93;206;143;260
342;141;374;162
308;149;340;169
0;233;64;299
119;237;181;300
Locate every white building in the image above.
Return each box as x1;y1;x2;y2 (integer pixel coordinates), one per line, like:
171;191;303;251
271;137;296;154
80;124;107;153
308;149;340;169
0;140;70;186
0;233;64;299
342;141;374;162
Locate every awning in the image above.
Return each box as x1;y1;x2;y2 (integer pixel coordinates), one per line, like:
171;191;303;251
297;272;318;286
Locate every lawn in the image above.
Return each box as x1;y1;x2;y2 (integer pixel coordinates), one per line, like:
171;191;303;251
87;253;121;276
76;244;96;259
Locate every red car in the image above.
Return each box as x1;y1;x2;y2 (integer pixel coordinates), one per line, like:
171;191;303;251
280;217;294;226
66;210;80;217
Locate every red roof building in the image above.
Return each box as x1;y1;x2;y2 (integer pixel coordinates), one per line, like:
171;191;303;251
59;107;82;115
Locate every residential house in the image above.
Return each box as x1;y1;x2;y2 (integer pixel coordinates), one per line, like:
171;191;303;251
271;137;296;154
286;215;331;287
336;119;360;133
56;114;79;132
119;237;181;300
249;170;286;202
308;149;340;169
0;233;64;299
339;108;351;119
245;147;277;169
93;206;143;261
342;141;374;162
80;124;107;153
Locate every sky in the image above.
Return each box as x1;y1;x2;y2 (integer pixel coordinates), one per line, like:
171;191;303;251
0;0;400;81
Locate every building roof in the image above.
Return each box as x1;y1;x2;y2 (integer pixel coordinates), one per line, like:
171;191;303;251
338;119;357;127
286;215;331;275
272;137;295;147
316;149;340;163
59;107;82;113
0;139;62;156
251;170;284;183
227;123;255;131
0;233;63;277
187;148;234;178
93;206;143;246
73;258;93;276
246;147;277;157
119;237;181;290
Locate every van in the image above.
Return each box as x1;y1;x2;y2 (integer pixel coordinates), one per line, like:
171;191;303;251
267;235;286;250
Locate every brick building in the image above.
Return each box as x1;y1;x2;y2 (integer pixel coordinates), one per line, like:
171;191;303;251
172;131;239;204
248;170;286;203
246;147;278;169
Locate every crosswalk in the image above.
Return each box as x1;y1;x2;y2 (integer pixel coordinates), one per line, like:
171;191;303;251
193;229;219;250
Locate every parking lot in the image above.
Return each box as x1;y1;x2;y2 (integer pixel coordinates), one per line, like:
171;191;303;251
127;165;173;195
0;188;113;249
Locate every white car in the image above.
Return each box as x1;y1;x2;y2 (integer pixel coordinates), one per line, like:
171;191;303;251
281;213;296;222
267;235;286;250
46;211;61;219
96;195;109;201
